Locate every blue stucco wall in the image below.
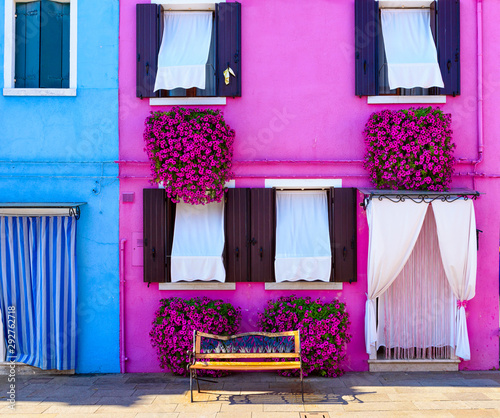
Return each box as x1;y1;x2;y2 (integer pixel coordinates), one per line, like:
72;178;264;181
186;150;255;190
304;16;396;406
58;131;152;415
0;0;120;373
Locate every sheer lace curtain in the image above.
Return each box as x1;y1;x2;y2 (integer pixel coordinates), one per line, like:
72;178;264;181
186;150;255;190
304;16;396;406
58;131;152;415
171;201;225;282
275;191;331;282
377;206;456;360
433;199;477;360
154;12;213;91
366;198;477;361
365;199;429;354
381;9;444;89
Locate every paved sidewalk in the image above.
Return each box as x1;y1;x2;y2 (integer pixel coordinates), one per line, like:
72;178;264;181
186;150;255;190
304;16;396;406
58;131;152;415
1;371;500;417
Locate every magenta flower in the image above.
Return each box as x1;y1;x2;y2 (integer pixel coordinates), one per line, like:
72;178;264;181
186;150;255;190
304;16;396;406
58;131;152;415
363;107;455;191
144;107;236;205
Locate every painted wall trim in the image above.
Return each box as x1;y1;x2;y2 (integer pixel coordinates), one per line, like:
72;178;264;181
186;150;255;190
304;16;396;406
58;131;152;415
265;282;343;290
367;96;446;104
3;89;77;97
264;179;343;189
3;0;78;90
149;97;227;106
158;282;236;290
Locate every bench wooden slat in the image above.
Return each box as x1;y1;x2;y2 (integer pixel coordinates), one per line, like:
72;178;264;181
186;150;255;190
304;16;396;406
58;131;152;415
196;331;299;340
195;352;299;359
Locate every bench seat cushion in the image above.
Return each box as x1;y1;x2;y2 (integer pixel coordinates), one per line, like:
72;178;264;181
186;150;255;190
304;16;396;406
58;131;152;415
190;361;301;371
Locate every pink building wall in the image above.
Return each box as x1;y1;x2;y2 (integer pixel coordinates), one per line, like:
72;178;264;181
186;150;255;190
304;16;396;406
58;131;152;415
119;0;500;372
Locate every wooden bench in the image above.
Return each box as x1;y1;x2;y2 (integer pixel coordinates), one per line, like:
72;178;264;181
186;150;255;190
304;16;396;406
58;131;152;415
188;330;303;402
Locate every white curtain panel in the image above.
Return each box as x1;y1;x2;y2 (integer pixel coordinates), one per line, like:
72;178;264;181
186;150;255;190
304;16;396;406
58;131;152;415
275;191;331;282
378;207;456;354
381;9;444;89
154;12;213;91
432;199;477;361
171;201;225;282
0;309;5;362
365;199;429;354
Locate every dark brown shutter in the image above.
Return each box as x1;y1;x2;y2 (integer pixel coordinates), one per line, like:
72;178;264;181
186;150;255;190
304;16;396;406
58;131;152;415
143;189;175;283
249;188;275;282
225;188;249;282
437;0;460;96
216;2;241;97
332;188;357;283
136;4;161;99
430;1;436;41
355;0;379;96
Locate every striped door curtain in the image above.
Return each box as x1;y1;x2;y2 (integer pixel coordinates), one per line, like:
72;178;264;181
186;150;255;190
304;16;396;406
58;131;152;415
0;216;77;370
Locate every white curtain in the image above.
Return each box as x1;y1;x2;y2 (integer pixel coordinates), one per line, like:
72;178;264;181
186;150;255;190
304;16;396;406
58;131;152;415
432;199;477;360
365;199;429;354
171;201;225;282
381;9;444;89
154;12;213;91
275;191;331;282
0;309;5;362
377;207;456;357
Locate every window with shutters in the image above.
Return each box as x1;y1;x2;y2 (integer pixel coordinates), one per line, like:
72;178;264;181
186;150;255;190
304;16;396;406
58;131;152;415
3;0;77;96
136;1;241;105
143;187;357;289
355;0;460;103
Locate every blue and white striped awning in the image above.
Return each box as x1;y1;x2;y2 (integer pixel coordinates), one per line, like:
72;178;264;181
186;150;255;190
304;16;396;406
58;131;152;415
0;203;85;219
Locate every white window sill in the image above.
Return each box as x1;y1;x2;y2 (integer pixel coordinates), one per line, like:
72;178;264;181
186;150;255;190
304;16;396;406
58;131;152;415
149;97;226;106
159;282;235;290
3;88;77;97
265;282;343;290
367;95;446;105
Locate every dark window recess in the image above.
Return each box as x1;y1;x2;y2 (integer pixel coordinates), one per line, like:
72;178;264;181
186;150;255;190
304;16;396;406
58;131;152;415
378;2;439;97
136;2;241;99
15;0;69;89
330;188;357;283
355;0;460;97
143;189;176;283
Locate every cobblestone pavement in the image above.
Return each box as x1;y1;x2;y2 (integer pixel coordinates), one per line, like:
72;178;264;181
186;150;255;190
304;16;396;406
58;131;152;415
1;371;500;417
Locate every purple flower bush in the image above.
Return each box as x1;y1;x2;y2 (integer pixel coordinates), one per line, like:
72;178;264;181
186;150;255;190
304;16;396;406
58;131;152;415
144;107;235;205
258;295;351;377
150;297;241;376
364;107;455;191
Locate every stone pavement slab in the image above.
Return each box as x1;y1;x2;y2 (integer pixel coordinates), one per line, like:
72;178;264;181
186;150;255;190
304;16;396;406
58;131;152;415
0;371;499;416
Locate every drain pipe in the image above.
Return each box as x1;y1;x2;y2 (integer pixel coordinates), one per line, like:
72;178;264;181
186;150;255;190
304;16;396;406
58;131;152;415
473;0;484;189
119;238;128;373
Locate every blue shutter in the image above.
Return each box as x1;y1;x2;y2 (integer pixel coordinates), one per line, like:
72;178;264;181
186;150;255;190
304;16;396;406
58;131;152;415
136;4;161;99
15;1;41;88
437;0;460;96
355;0;379;96
40;0;69;88
216;2;241;97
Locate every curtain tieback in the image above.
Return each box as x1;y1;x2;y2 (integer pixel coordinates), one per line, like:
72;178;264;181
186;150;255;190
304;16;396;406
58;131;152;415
457;300;468;309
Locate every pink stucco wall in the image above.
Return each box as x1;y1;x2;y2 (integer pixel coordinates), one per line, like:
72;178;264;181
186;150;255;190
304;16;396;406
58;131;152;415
119;0;500;372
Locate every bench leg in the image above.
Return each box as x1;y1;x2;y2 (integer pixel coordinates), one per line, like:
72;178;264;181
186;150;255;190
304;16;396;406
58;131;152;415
300;367;304;403
195;370;201;393
190;369;193;403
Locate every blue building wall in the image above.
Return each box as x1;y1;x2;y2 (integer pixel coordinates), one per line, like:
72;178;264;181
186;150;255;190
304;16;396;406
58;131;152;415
0;0;120;373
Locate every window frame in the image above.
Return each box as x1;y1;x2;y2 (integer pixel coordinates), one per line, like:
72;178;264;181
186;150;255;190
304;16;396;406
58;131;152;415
149;0;227;106
3;0;78;97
